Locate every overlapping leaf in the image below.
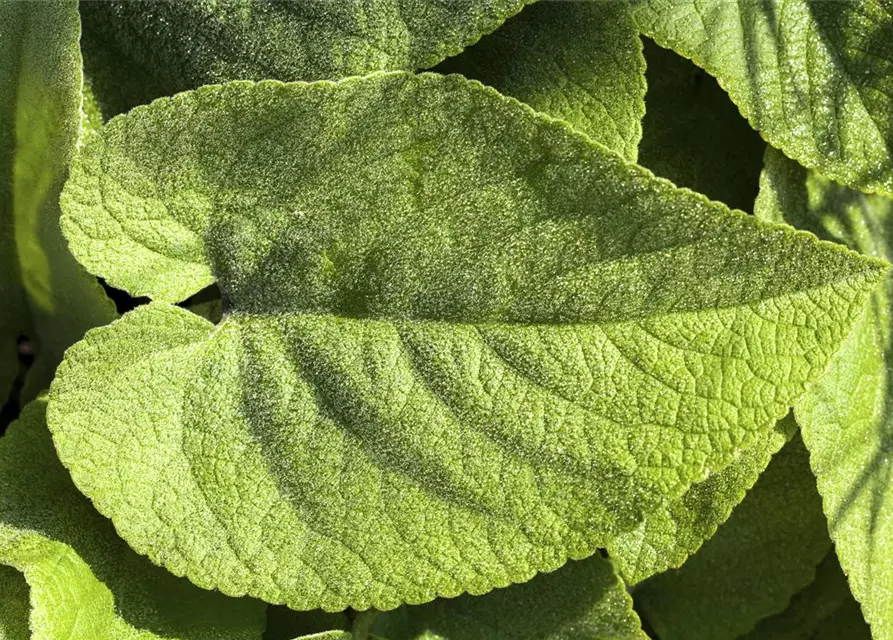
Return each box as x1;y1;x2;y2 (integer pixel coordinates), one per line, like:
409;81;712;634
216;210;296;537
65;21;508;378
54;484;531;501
0;0;116;404
607;416;795;585
373;554;645;640
755;146;893;640
80;0;530;117
51;72;884;611
436;0;645;161
0;398;266;640
634;435;831;640
741;552;871;640
633;0;893;197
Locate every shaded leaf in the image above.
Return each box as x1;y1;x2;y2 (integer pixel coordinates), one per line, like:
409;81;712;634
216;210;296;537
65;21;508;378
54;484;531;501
0;566;28;640
51;72;884;611
607;415;796;585
0;398;266;640
636;38;765;211
741;552;871;640
436;0;645;160
755;145;893;640
373;554;645;640
633;0;893;197
635;435;831;640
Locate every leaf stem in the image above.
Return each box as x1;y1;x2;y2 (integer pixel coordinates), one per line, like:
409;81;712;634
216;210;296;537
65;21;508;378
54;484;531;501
352;609;379;640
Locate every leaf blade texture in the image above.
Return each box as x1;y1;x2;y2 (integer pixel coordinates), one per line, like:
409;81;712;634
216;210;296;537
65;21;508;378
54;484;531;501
755;145;893;640
52;72;885;611
633;0;893;197
0;398;266;640
634;435;831;640
0;566;29;640
436;0;645;161
80;0;530;116
372;554;646;640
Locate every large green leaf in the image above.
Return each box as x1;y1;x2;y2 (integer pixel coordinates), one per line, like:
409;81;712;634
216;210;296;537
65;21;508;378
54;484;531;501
436;0;645;161
636;38;766;212
741;552;871;640
634;435;831;640
755;146;893;640
633;0;893;197
607;415;795;585
372;554;645;640
80;0;530;117
0;398;266;640
51;72;884;611
0;566;28;640
0;0;116;402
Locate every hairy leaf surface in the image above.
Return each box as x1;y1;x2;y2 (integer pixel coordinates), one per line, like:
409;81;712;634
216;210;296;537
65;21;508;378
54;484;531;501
607;416;795;585
741;552;871;640
80;0;529;116
0;398;266;640
633;0;893;197
53;72;884;611
373;554;645;640
637;38;765;211
0;0;116;402
0;566;28;640
635;435;831;640
436;0;645;160
755;146;893;640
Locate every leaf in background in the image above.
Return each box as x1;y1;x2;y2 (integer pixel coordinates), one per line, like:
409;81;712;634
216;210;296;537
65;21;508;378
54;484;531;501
435;0;645;161
607;415;796;585
0;566;29;640
0;0;116;402
0;2;33;406
634;435;831;640
755;146;893;640
636;38;765;211
263;608;350;640
0;398;266;640
741;552;871;640
80;0;530;117
633;0;893;197
51;72;883;611
373;554;645;640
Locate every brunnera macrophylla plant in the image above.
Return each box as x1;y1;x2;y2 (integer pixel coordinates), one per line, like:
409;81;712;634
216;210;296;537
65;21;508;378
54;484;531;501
1;0;892;639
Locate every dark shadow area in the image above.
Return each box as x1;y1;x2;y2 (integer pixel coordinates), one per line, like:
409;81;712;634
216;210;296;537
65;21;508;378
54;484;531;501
99;279;149;315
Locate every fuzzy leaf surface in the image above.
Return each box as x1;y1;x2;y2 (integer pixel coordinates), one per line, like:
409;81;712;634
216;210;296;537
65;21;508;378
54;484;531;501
373;554;644;640
741;552;871;640
80;0;529;116
0;0;116;402
53;72;884;611
755;146;893;640
436;0;645;160
635;435;831;640
0;566;28;640
0;398;266;640
607;415;795;585
633;0;893;197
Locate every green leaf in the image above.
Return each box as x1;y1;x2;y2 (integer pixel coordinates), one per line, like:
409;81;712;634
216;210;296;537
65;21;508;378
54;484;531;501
632;0;893;197
636;38;766;211
80;0;530;117
0;398;266;640
634;435;831;640
435;0;645;161
607;415;796;585
0;0;117;402
373;554;645;640
755;146;893;640
51;72;884;611
0;566;29;640
264;608;350;640
741;552;871;640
